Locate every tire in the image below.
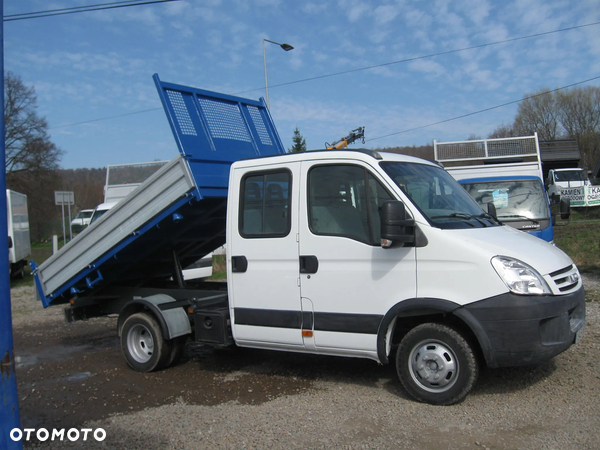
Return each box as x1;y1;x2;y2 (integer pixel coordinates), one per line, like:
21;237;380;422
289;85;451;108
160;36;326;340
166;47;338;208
121;312;172;372
10;261;25;280
166;335;188;367
396;323;478;405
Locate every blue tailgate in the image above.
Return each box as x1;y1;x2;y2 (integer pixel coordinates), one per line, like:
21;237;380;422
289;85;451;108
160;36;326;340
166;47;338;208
154;74;286;197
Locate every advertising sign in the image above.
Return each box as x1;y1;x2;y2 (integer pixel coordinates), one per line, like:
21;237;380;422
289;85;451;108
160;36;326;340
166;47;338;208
561;185;600;207
586;186;600;206
560;187;585;207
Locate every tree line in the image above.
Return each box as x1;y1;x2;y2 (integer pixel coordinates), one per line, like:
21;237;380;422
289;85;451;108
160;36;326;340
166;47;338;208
489;86;600;173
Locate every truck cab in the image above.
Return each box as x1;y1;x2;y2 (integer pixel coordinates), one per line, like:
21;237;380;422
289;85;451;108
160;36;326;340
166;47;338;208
71;209;94;233
458;175;553;242
226;149;584;405
546;168;589;204
434;134;568;244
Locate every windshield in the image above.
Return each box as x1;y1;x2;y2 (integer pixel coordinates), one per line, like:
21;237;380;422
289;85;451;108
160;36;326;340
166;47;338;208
90;209;109;224
380;162;499;229
461;180;549;221
554;170;584;182
75;210;93;219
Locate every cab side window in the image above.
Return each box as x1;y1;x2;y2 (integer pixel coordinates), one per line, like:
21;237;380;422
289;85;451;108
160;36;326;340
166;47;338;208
308;165;392;245
240;171;291;237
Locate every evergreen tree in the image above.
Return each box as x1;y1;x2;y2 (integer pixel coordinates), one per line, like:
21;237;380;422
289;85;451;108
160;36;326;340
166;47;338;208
289;127;306;153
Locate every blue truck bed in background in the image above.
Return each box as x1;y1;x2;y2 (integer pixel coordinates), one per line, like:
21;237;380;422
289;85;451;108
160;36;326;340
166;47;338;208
32;74;286;307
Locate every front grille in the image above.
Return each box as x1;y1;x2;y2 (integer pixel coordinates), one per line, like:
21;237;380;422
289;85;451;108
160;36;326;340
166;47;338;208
549;265;580;293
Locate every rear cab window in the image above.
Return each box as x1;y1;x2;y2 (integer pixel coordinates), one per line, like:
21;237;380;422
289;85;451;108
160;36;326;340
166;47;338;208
239;170;291;238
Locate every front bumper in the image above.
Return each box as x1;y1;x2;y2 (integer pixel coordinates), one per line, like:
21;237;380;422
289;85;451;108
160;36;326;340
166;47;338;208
462;285;585;368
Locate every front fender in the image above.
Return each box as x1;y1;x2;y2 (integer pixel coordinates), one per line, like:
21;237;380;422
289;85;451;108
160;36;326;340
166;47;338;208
376;298;494;366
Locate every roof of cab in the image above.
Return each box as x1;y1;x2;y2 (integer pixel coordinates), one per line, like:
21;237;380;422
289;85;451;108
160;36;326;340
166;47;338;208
232;148;438;169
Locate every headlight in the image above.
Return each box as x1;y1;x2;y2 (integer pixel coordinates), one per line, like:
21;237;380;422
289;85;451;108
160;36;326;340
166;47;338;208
491;256;551;295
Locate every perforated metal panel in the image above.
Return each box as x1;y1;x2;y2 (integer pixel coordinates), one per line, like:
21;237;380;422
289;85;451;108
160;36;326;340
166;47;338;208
435;135;540;163
154;74;285;196
166;90;197;136
248;106;273;146
198;98;252;143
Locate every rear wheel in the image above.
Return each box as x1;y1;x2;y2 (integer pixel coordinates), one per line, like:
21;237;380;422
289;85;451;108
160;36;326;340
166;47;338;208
396;323;478;405
121;312;171;372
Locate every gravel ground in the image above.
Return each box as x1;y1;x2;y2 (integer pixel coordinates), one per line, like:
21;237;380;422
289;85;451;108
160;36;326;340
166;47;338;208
7;274;600;450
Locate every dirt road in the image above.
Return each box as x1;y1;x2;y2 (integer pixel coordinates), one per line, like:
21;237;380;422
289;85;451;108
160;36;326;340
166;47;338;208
8;275;600;449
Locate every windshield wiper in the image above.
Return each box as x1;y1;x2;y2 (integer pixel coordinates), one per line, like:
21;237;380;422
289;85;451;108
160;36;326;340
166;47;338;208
431;213;491;227
497;214;540;224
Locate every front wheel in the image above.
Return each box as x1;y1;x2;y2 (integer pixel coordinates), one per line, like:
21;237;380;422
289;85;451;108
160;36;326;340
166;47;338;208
121;312;172;372
396;323;478;405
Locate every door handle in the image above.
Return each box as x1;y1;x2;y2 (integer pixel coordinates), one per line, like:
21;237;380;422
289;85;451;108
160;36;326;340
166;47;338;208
299;255;319;274
231;256;248;273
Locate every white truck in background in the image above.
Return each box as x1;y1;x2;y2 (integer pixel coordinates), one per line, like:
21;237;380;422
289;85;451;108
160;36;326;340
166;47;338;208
103;160;169;204
7;189;31;279
70;209;94;233
434;134;570;244
546;168;590;207
31;75;585;406
88;161;170;226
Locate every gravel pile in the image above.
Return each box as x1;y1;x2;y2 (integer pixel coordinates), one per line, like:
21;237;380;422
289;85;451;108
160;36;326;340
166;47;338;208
9;275;600;450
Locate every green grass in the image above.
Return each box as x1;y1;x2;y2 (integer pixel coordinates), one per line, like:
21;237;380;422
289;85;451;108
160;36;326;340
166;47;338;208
207;254;227;281
553;206;600;274
9;243;57;289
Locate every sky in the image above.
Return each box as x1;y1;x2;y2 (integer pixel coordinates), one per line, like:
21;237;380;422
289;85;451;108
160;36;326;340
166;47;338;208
4;0;600;170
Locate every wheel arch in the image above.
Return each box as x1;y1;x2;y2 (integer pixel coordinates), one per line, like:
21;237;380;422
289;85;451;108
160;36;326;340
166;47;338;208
117;294;191;341
376;298;495;367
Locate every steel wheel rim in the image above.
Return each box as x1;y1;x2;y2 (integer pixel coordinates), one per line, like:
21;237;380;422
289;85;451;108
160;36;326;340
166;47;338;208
127;323;155;363
408;339;459;393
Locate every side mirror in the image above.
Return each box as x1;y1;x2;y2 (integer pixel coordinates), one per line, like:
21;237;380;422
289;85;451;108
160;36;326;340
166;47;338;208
487;202;497;220
380;201;415;248
8;236;13;249
560;197;570;220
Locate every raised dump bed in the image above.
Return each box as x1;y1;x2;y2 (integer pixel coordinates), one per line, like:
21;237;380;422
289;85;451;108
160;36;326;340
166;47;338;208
33;74;285;307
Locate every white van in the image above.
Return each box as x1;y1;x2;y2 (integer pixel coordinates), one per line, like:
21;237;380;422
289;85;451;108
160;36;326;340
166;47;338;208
89;202;118;225
70;209;94;233
546;168;589;203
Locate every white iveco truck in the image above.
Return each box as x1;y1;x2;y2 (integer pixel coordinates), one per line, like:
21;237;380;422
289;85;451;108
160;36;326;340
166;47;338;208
32;75;585;405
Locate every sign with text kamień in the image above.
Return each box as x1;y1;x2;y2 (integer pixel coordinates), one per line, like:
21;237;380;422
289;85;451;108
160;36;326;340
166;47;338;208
560;186;600;207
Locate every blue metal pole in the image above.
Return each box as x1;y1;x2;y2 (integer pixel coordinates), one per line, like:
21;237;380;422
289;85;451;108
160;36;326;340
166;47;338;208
1;0;24;446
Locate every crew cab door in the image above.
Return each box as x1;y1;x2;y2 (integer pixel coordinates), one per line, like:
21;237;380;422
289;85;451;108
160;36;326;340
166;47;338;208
298;161;417;358
228;163;304;348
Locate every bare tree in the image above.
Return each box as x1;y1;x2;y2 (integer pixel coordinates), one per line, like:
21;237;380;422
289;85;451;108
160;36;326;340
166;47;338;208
5;72;65;241
4;71;63;173
513;89;561;141
488;123;515;139
556;86;600;170
508;86;600;172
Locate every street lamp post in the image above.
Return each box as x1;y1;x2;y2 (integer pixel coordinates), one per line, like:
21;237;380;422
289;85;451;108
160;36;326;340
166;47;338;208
262;38;294;110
